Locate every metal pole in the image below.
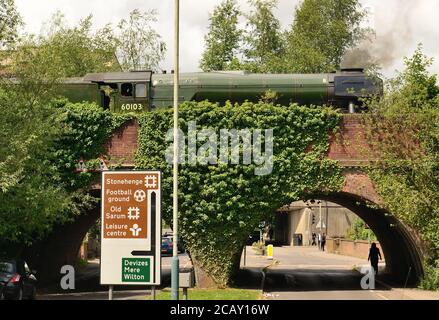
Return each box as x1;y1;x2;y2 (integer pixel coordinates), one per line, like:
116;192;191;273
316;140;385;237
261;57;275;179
319;201;322;232
171;0;180;301
325;201;329;236
109;285;113;300
307;208;311;246
151;286;156;300
243;245;247;266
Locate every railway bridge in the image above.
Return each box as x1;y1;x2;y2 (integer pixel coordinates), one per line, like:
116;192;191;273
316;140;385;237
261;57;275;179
26;115;425;286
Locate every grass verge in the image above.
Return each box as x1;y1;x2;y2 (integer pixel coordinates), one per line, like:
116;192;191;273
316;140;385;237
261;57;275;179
148;288;261;300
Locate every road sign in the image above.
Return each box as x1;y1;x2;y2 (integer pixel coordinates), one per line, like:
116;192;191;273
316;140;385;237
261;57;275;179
100;171;161;286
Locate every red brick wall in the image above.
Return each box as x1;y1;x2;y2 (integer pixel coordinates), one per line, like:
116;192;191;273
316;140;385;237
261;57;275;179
327;238;384;261
102;116;382;203
341;170;383;204
104;119;139;166
327;115;371;166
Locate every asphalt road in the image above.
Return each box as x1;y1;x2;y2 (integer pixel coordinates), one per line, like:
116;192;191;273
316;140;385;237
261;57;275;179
38;253;192;297
37;246;439;300
245;246;438;300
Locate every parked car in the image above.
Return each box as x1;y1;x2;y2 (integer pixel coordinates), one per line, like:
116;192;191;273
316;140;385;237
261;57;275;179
0;282;5;300
163;232;185;253
0;259;37;300
161;237;173;255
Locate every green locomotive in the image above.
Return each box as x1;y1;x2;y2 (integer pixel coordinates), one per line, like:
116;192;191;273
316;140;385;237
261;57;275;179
60;68;382;113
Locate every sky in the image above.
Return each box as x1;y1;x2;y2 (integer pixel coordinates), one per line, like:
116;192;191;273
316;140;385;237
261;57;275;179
14;0;439;79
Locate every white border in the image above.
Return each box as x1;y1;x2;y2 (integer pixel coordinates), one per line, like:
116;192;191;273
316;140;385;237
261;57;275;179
100;170;161;286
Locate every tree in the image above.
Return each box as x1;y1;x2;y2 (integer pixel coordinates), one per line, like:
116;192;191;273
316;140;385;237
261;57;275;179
0;11;120;246
242;0;284;72
0;0;22;48
200;0;242;71
363;45;439;289
116;9;166;72
282;0;370;73
346;218;376;242
32;12;120;78
0;60;71;245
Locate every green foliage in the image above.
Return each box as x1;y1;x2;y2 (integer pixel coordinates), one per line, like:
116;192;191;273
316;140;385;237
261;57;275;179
420;261;439;291
0;7;141;247
0;99;119;244
0;0;22;49
281;0;370;73
7;9;167;77
241;0;284;73
363;45;439;289
0;57;70;244
259;89;280;104
346;218;377;242
200;0;242;71
53;102;114;191
13;11;121;78
116;9;166;72
136;101;343;286
200;0;370;74
151;288;261;300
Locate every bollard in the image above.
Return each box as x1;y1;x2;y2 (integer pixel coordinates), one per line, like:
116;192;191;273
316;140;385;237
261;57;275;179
267;244;273;260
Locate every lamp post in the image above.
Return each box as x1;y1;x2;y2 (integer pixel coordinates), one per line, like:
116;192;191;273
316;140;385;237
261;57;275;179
171;0;180;301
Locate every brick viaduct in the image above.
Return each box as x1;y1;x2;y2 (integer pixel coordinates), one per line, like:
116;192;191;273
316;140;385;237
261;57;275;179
26;115;425;286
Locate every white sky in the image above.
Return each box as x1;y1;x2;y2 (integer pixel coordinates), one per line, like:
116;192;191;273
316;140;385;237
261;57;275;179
15;0;439;78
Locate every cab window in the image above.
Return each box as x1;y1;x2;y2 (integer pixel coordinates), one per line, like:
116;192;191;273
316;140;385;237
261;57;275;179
135;83;148;98
121;83;133;97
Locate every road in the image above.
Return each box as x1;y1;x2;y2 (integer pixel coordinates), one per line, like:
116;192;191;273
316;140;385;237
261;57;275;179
38;253;192;299
38;246;439;300
242;246;439;300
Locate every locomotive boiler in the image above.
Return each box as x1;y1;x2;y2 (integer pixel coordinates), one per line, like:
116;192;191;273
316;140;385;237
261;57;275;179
59;68;382;113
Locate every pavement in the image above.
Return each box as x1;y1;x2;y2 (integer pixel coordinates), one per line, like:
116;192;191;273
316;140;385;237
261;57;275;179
37;246;439;300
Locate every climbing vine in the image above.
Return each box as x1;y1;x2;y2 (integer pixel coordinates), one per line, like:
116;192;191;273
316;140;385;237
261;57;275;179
135;101;344;286
362;46;439;289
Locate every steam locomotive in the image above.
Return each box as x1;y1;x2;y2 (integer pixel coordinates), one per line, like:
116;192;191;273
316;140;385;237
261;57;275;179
59;68;382;113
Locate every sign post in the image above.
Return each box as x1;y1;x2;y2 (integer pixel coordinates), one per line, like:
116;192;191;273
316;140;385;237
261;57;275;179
100;171;161;296
172;0;180;301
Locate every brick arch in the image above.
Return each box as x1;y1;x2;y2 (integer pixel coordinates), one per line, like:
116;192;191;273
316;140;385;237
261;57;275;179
277;168;424;285
27;116;425;285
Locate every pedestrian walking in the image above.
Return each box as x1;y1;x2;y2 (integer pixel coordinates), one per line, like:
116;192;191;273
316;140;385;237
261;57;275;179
311;233;316;246
368;242;382;275
321;233;326;252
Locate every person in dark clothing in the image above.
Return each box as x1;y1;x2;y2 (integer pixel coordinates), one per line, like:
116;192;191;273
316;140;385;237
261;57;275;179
311;233;317;246
321;233;326;251
368;242;382;275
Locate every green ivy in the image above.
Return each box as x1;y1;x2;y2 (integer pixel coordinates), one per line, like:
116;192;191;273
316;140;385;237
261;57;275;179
135;101;344;286
362;46;439;289
53;102;136;191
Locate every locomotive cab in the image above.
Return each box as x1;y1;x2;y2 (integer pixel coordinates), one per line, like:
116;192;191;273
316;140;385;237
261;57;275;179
83;71;152;113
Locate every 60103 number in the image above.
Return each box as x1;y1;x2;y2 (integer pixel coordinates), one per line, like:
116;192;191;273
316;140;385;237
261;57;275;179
121;104;143;111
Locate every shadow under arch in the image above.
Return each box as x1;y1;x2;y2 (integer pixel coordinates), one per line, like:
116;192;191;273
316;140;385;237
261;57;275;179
23;192;101;286
305;192;424;286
